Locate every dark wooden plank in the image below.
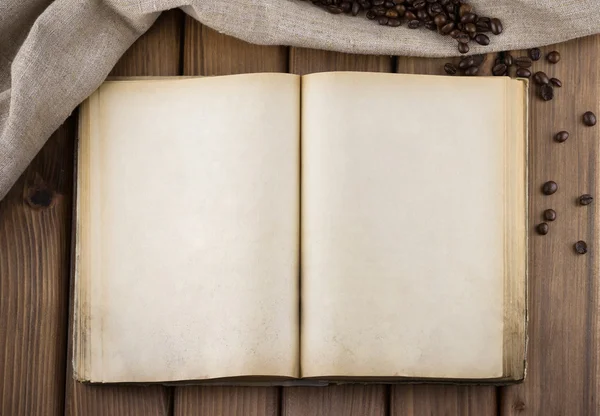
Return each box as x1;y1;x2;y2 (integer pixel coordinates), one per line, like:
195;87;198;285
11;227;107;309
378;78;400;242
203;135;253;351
175;387;279;416
289;47;391;75
391;385;496;415
175;20;286;416
285;46;391;416
500;35;600;415
283;385;386;416
391;54;498;416
64;10;183;416
0;117;74;416
183;16;287;75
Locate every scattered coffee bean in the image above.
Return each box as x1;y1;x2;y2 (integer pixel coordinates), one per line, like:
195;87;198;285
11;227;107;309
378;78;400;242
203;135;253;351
434;14;447;27
536;223;549;235
579;194;594;205
444;63;458;75
529;48;541;61
458;56;474;69
540;84;554;101
378;16;389;25
543;209;556;222
388;18;402;27
456;33;471;44
492;63;507;76
574;240;588;255
515;67;531;78
458;42;469;54
515;56;532;68
583;111;597;126
533;71;550;85
464;22;477;35
459;3;472;17
465;66;479;76
547;51;561;63
474;33;490;45
489;18;503;35
542;181;558;195
554;131;569;143
408;19;421;28
550;78;562;87
504;53;513;66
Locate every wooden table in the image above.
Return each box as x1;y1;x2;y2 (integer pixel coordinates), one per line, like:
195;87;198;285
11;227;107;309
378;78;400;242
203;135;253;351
1;9;599;415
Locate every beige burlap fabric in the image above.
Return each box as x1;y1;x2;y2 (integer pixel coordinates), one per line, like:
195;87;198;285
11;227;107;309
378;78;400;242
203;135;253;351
1;0;599;200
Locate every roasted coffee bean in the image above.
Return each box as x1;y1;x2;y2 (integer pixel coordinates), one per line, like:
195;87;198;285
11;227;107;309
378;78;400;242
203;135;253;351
327;5;343;14
477;16;491;24
424;21;437;30
529;47;541;61
441;22;455;34
388;18;402;26
351;1;360;16
404;10;417;20
417;9;429;20
458;56;475;69
429;3;443;15
515;67;531;78
444;62;458;75
475;21;490;32
458;3;472;17
583;111;597;126
490;18;503;35
373;6;387;15
550;78;562;87
574;241;588;255
492;63;507;76
449;29;461;38
540;84;554;101
554;131;569;143
384;1;395;7
434;14;447;27
456;33;470;44
542;181;558;195
504;53;513;66
533;71;550;85
394;4;406;15
457;42;469;54
386;9;399;18
474;34;490;45
464;23;476;34
579;194;594;205
547;51;560;63
366;9;376;19
543;209;557;222
457;23;465;31
372;0;384;5
340;2;352;12
413;0;426;9
536;223;549;235
464;66;479;76
460;13;477;23
378;16;389;25
514;56;532;68
408;19;421;28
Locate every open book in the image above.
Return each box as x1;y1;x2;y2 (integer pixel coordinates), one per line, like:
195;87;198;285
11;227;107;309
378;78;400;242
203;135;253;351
74;72;528;384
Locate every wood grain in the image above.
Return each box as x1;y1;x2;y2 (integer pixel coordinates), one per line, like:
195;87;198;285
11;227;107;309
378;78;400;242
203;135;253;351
283;385;386;416
391;53;499;416
500;35;600;416
0;117;74;416
176;23;285;416
391;385;496;416
174;387;279;416
63;10;183;416
183;17;287;75
290;47;391;75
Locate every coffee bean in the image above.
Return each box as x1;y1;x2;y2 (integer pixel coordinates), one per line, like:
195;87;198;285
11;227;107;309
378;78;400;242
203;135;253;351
429;3;443;16
456;33;470;44
547;51;560;63
384;1;395;7
464;23;477;34
540;84;554;101
490;18;503;35
529;47;541;61
386;9;399;18
413;0;426;9
424;21;437;30
441;22;455;34
504;53;513;66
464;66;479;76
554;131;569;143
458;56;475;69
408;19;421;28
542;181;558;195
378;16;389;25
536;223;549;235
515;68;531;78
543;209;556;222
388;18;402;27
474;34;490;45
492;63;507;76
583;111;597;126
394;4;406;15
444;62;458;75
574;241;588;255
475;21;490;32
457;42;469;54
515;56;532;68
533;71;550;85
449;29;461;39
458;3;472;17
550;78;562;87
434;14;447;27
417;9;429;20
366;10;376;19
327;5;343;14
460;13;477;24
372;0;384;5
579;194;593;205
405;10;417;20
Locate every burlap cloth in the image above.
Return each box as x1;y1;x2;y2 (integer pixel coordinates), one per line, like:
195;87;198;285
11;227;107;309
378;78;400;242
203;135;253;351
1;0;599;200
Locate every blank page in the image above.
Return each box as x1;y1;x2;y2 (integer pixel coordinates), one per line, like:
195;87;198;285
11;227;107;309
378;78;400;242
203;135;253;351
301;72;522;379
76;74;300;382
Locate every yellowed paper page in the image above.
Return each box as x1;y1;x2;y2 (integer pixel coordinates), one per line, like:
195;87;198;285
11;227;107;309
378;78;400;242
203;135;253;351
79;74;300;382
301;72;516;379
